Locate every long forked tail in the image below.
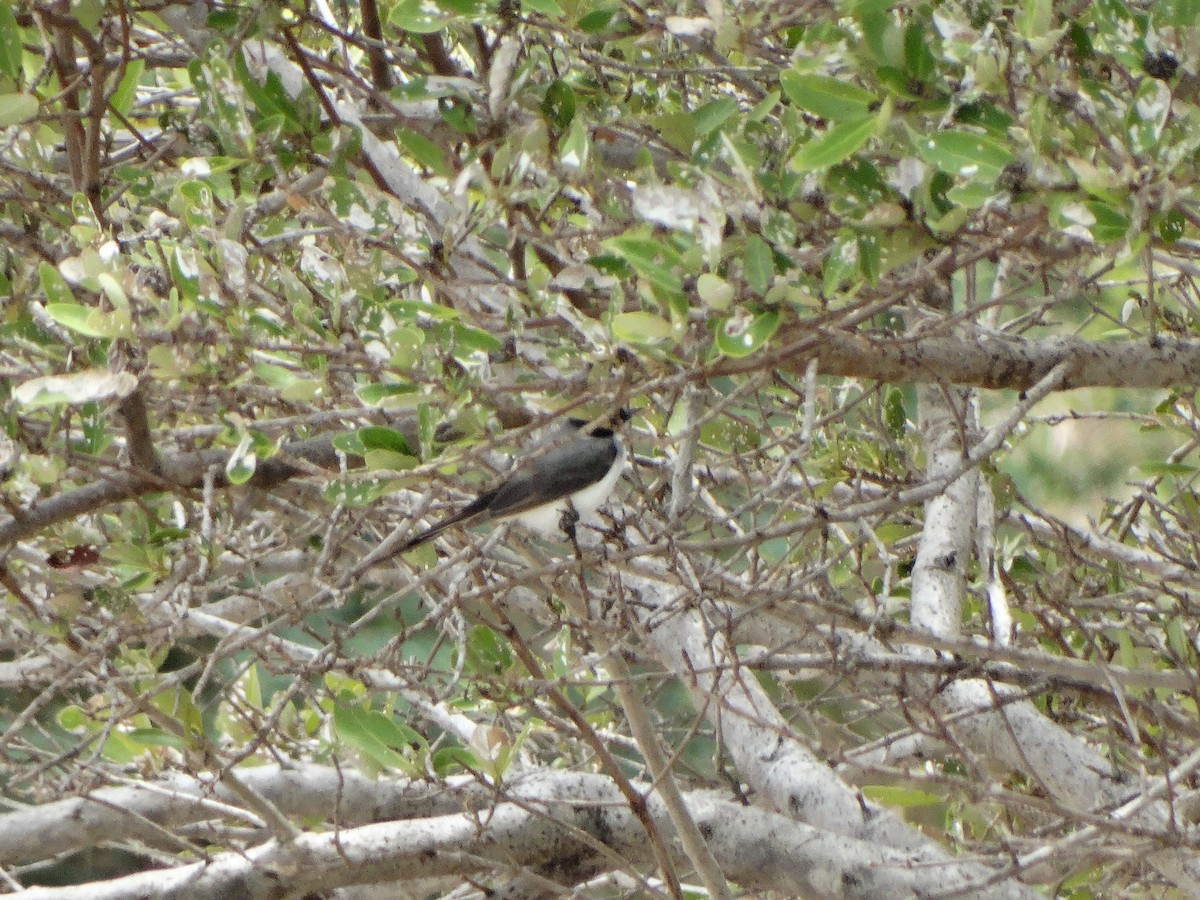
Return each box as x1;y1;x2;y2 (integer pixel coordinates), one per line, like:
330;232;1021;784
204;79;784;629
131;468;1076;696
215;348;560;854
393;493;492;553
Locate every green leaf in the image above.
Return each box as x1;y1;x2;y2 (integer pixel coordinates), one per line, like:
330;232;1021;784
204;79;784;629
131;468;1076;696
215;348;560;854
396;128;450;176
747;89;780;122
577;7;616;32
363;448;419;471
109;59;144;117
858;231;881;281
1166;616;1192;661
0;92;38;127
431;746;481;776
233;52;301;131
40;262;74;305
743;234;774;295
697;272;735;310
57;705;88;733
357;382;419;406
332;431;365;455
854;0;898;19
357;426;413;454
44;303;131;338
903;21;935;81
390;0;451;33
390;299;459;321
779;72;875;121
126;728;186;750
611;311;675;343
944;181;997;210
692;97;738;137
1127;79;1171;153
72;0;103;30
1157;210;1185;244
654;111;696;155
861;785;943;807
101;732;139;764
1084;200;1129;243
823;231;861;294
884;386;907;438
791;114;877;171
603;231;684;296
444;321;504;354
1138;462;1195;477
333;703;425;773
1153;0;1200;28
914;130;1014;182
522;0;564;14
254;362;298;390
1015;0;1053;39
715;310;781;357
0;3;23;80
241;664;263;710
541;79;576;129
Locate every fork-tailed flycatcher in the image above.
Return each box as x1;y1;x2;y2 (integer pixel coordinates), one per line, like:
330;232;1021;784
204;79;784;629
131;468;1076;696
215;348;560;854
394;410;630;553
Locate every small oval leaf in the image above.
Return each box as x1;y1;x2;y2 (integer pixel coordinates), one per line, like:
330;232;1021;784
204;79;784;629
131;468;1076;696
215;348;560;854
611;311;675;343
791;115;877;171
715;310;781;357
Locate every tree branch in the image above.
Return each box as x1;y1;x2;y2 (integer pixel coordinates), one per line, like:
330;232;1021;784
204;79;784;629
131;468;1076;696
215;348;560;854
721;327;1200;390
1;767;1037;899
0;436;359;549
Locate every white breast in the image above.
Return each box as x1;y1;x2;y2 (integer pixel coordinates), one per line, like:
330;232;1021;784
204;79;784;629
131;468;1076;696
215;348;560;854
513;442;627;536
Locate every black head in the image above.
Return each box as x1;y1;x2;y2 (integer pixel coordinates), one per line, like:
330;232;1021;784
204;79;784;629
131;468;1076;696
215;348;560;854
566;408;632;436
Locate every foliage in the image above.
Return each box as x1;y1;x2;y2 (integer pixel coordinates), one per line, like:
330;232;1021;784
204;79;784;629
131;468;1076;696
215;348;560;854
3;0;1200;895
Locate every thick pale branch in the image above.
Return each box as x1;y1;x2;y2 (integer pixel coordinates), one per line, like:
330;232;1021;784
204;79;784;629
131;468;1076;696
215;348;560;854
614;554;1039;899
724;327;1200;390
911;371;1200;892
0;764;469;867
4;768;1029;900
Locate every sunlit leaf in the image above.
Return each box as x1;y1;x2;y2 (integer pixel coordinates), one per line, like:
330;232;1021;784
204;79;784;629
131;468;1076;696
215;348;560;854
357;382;420;406
697;272;735;310
396;128;450;176
612;311;675;343
714;310;781;357
914;130;1014;182
791;114;877;170
333;703;425;774
0;91;36;126
779;72;875;121
109;59;145;117
390;0;451;33
743;234;774;295
692;97;738;136
0;3;22;80
861;785;943;807
522;0;564;15
39;262;78;309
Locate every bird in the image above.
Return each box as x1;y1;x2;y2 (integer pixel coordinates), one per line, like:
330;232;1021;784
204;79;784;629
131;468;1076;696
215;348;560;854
393;410;630;553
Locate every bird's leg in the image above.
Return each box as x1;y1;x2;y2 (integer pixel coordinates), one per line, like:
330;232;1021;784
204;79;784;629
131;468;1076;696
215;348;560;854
560;502;582;557
599;507;626;546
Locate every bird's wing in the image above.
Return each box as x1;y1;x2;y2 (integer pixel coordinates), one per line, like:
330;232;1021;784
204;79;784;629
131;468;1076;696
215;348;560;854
396;431;619;551
482;436;619;520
